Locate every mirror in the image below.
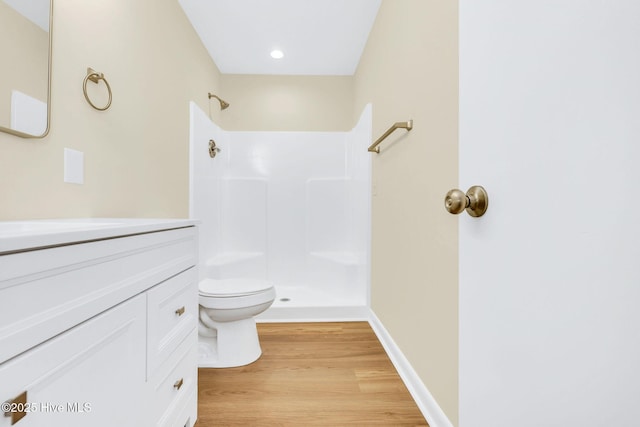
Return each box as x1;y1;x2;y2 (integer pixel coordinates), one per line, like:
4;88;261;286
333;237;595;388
0;0;52;138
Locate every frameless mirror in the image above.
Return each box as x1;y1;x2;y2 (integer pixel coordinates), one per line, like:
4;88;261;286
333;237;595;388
0;0;52;138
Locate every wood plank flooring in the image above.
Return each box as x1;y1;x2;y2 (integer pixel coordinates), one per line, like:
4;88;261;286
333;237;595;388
197;322;428;426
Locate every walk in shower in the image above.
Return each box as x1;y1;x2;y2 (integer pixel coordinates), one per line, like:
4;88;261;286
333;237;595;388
189;103;372;320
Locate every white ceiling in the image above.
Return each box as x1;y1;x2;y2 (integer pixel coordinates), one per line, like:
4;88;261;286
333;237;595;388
177;0;381;76
3;0;50;32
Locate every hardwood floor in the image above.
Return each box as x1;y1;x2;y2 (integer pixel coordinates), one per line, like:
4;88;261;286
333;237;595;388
197;322;428;426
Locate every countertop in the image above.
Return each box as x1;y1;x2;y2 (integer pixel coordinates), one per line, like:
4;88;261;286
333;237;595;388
0;218;198;254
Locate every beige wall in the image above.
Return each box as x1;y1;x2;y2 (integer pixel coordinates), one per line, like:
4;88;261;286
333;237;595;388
0;0;221;220
0;2;48;130
354;0;459;424
219;74;353;131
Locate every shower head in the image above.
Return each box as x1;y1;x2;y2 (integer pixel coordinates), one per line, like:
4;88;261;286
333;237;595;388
208;93;230;110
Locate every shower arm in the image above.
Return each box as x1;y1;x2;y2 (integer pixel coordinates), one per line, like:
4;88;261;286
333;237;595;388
208;93;230;110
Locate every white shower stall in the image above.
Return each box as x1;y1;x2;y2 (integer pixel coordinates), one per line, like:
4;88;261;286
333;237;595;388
189;102;372;320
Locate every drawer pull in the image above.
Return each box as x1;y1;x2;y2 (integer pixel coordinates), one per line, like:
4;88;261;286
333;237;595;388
3;391;28;425
173;378;184;390
175;306;186;316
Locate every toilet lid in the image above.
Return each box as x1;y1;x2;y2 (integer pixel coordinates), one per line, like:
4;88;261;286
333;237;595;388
199;278;273;297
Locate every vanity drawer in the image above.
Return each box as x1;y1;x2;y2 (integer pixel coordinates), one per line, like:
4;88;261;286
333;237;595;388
151;329;198;427
0;227;197;364
147;268;198;378
168;388;197;427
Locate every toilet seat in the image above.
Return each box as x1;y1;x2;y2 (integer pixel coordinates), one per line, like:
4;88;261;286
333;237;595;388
199;278;273;297
199;278;276;310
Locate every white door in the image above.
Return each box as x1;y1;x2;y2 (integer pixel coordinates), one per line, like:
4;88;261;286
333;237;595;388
459;1;640;426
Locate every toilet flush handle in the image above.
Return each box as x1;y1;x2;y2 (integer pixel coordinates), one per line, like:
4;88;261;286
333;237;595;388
444;186;488;217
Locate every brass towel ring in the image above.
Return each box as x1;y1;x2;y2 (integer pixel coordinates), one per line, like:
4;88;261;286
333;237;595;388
83;68;112;111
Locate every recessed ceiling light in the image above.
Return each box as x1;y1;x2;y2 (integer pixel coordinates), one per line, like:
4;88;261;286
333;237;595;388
270;49;284;59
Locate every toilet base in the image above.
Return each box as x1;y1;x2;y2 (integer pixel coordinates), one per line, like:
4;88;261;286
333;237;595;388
198;316;263;368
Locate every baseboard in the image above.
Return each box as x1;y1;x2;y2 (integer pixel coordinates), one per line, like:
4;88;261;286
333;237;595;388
256;305;370;323
368;309;454;427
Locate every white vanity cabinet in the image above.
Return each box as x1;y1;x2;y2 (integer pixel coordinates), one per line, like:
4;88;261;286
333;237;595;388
0;220;199;427
0;294;147;427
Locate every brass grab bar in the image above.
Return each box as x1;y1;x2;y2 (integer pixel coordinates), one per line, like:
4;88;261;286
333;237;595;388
368;120;413;153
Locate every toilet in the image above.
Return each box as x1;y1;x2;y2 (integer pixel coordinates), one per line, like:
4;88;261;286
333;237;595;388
198;278;276;368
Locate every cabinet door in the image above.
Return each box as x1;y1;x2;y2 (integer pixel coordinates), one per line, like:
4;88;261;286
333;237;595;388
0;295;146;427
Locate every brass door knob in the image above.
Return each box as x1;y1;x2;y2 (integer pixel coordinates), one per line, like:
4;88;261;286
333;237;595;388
445;186;488;217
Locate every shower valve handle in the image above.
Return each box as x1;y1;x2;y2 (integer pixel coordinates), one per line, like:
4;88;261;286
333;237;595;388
208;139;221;158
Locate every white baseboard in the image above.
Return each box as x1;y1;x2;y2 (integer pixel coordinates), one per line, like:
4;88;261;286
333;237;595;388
368;309;454;427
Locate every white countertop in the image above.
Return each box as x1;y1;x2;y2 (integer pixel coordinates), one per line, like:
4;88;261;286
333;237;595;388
0;218;198;254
